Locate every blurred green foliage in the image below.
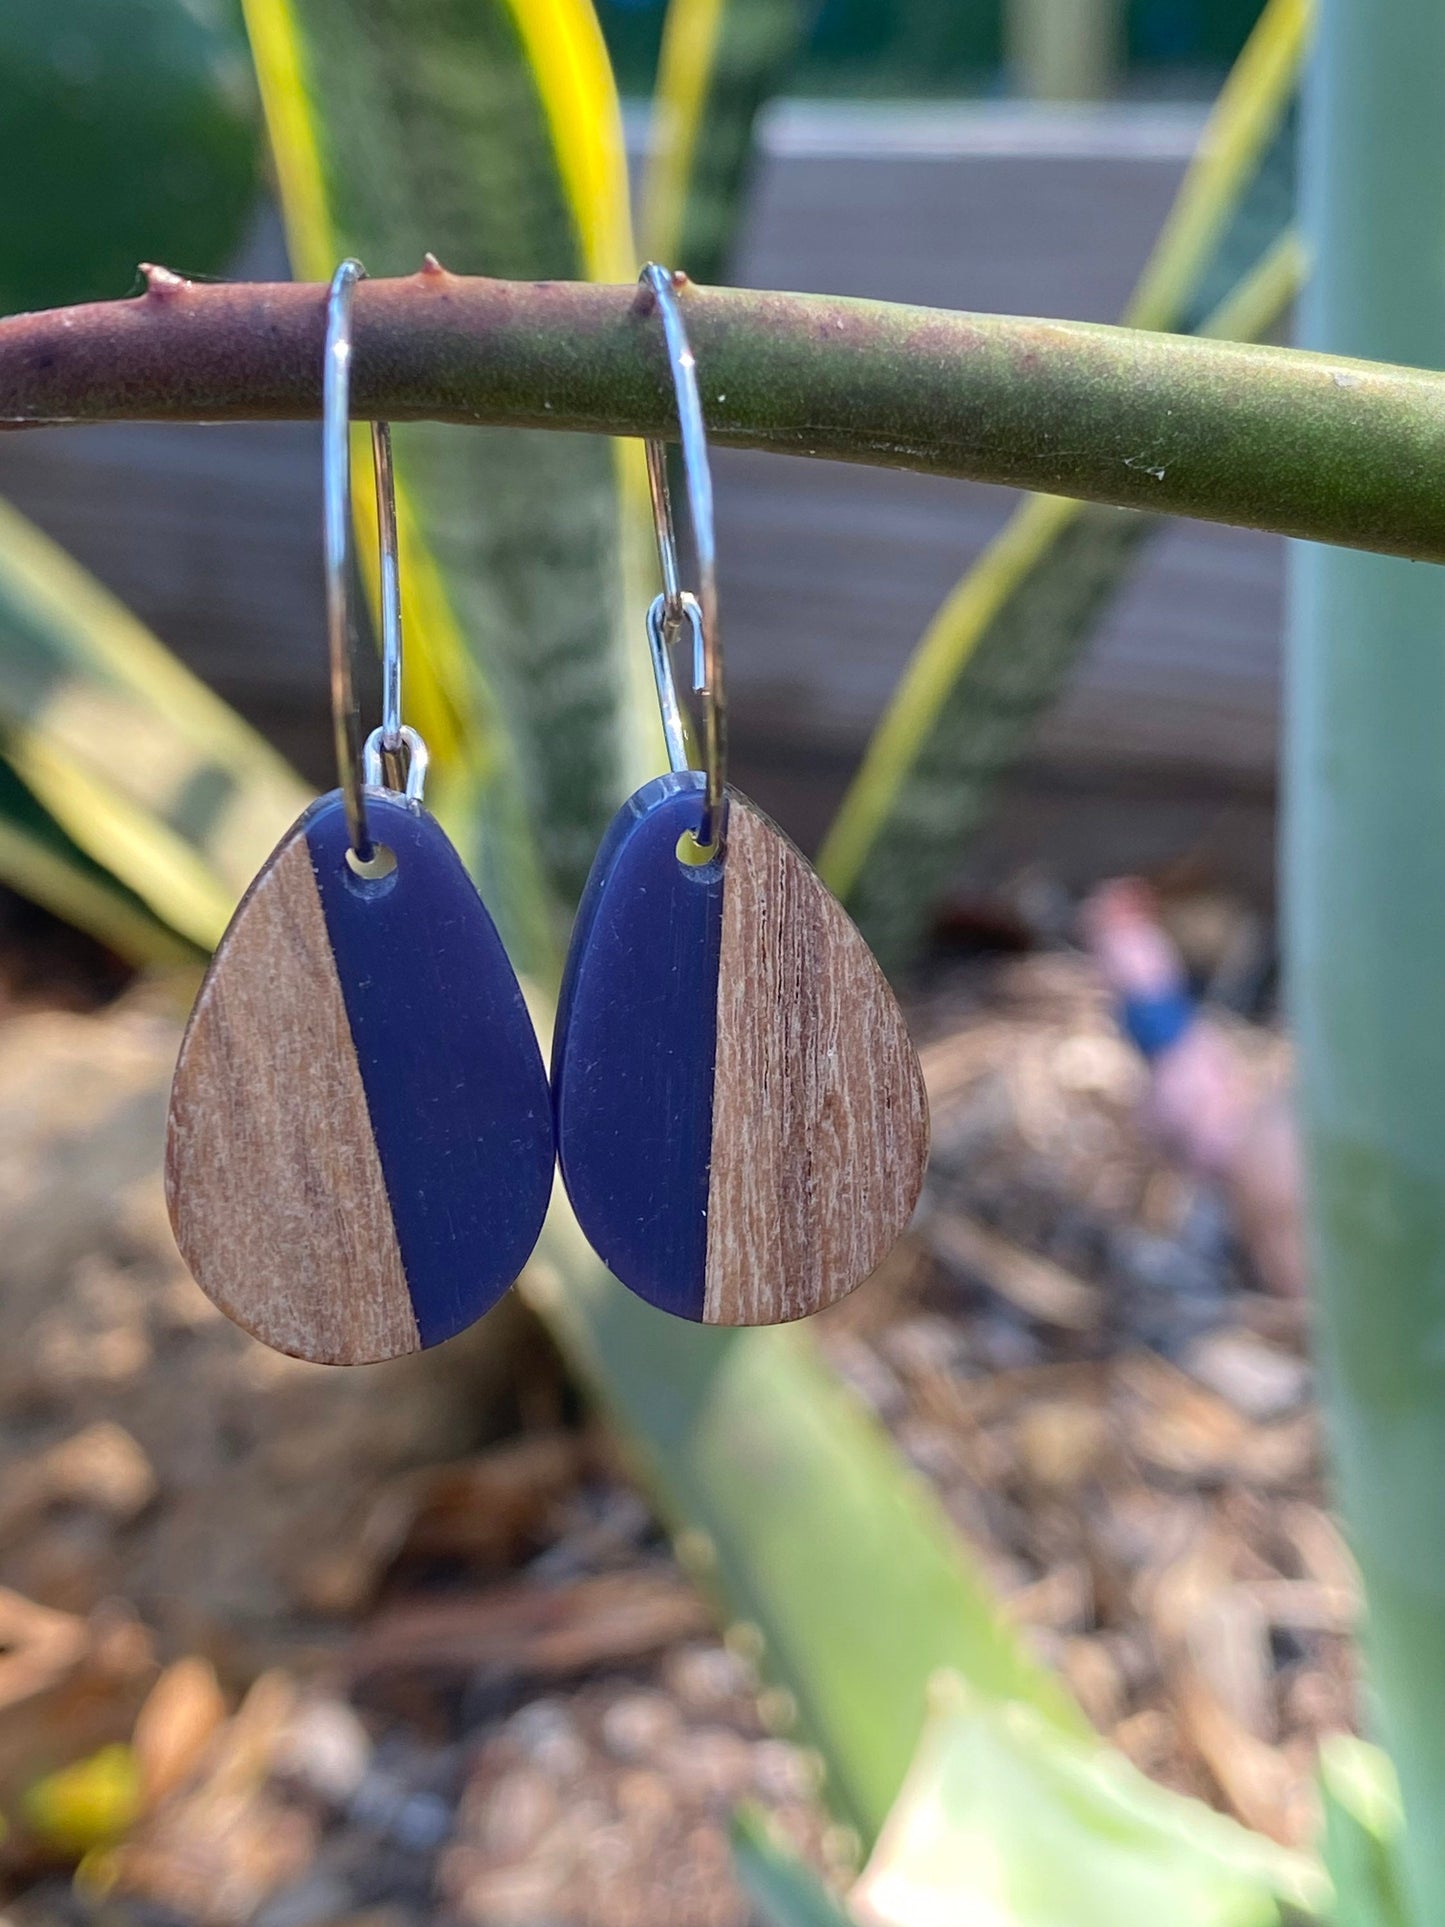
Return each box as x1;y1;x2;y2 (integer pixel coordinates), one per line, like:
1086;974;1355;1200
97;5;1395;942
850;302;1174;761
0;0;260;313
1318;1739;1410;1927
849;1675;1326;1925
0;2;1390;1920
599;0;1269;96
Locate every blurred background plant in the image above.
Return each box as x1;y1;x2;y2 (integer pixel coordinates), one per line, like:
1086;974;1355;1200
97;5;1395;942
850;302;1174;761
0;0;1429;1923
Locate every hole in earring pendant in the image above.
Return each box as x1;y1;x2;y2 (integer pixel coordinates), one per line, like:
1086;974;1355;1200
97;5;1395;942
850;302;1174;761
345;842;397;882
676;828;720;869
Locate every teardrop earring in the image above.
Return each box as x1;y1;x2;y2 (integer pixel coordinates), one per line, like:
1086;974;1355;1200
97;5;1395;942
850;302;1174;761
165;260;555;1364
552;264;929;1326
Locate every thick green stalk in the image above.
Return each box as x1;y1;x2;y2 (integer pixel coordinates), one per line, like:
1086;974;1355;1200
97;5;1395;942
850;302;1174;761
6;272;1445;561
1287;2;1445;1918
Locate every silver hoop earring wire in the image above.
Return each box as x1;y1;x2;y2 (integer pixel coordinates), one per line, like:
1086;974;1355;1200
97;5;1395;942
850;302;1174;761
323;258;424;860
640;263;728;853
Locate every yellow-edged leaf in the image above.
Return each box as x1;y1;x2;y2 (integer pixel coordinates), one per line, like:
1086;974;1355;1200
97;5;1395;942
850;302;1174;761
242;0;641;969
0;496;309;950
1127;0;1310;333
822;0;1311;959
0;759;197;967
642;0;809;286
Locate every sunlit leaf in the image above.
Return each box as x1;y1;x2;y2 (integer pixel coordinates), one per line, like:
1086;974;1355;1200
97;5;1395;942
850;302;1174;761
0;760;197;967
0;496;309;952
849;1675;1328;1927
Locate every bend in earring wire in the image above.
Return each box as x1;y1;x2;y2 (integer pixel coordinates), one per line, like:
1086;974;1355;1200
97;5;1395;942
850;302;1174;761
646;591;705;777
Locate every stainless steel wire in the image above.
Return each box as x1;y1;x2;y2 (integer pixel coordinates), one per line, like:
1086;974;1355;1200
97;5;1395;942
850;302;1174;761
645;591;704;776
323;260;419;857
640;263;727;851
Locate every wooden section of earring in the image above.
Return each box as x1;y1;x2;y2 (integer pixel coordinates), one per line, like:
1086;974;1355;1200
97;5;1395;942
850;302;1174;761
167;825;417;1363
167;789;555;1364
553;772;928;1324
703;796;928;1324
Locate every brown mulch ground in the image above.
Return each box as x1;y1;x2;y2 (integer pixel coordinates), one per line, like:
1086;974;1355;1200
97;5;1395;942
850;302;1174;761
819;954;1352;1850
0;936;1353;1927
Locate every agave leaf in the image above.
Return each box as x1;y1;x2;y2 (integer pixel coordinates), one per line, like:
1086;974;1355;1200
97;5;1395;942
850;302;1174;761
819;234;1302;962
242;0;640;967
0;759;198;968
732;1806;857;1927
848;1674;1328;1927
641;0;811;283
0;495;309;953
823;0;1310;962
1122;0;1308;336
529;1219;1086;1842
1317;1738;1411;1927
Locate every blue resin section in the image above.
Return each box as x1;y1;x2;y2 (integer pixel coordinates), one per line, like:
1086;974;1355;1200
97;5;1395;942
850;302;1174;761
305;791;554;1346
1120;988;1195;1060
553;770;723;1320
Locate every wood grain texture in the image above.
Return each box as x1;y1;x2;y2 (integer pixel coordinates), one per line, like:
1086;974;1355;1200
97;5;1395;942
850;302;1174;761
165;822;420;1365
703;793;929;1324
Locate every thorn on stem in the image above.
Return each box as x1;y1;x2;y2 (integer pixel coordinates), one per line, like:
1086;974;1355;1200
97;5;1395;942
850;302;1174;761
420;252;447;277
139;264;188;298
634;265;694;319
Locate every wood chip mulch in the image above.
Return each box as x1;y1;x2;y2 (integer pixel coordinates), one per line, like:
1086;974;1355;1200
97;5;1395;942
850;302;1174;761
0;950;1353;1927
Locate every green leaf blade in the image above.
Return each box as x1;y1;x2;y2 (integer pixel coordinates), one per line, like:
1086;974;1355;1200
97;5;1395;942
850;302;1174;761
241;0;641;964
530;1230;1086;1844
0;0;260;314
1318;1738;1411;1927
0;495;310;953
851;1676;1328;1927
642;0;810;284
732;1807;857;1927
827;0;1310;964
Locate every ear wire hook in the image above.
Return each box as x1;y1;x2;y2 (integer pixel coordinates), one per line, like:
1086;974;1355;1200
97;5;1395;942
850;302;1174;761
640;264;728;853
323;259;427;863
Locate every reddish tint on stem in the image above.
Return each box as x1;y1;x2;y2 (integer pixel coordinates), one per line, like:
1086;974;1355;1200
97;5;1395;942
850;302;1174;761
2;270;1445;562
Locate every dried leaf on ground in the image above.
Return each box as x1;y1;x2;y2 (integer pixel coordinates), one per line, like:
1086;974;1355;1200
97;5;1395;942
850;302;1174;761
348;1573;714;1689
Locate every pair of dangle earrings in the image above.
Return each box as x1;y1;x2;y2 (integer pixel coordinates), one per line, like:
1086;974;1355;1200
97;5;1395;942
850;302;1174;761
166;262;928;1365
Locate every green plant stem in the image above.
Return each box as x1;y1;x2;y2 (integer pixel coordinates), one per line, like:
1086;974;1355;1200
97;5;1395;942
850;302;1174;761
1287;1;1445;1919
5;268;1445;561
